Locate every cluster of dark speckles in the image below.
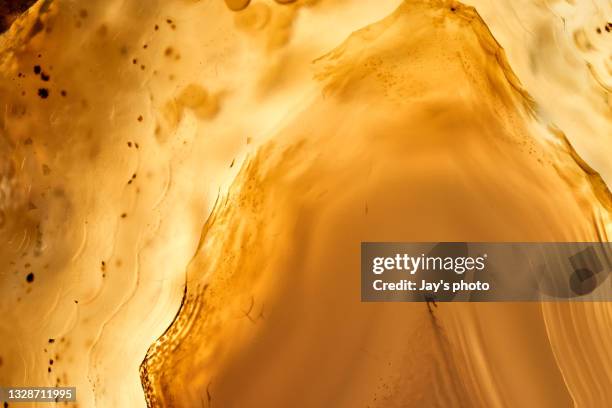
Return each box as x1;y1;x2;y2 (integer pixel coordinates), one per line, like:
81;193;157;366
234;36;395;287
32;64;52;98
127;173;137;185
43;339;66;383
27;59;67;98
131;56;147;72
129;20;181;74
33;65;50;81
596;22;611;34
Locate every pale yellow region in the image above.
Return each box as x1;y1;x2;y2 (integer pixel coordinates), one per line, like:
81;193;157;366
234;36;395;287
462;0;612;186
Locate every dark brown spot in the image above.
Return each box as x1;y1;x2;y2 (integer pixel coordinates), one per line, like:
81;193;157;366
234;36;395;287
137;115;143;122
33;65;41;74
48;338;55;343
37;88;49;98
26;272;34;283
41;72;50;81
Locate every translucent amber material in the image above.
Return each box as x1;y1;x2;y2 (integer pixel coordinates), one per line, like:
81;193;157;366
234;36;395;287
0;0;610;407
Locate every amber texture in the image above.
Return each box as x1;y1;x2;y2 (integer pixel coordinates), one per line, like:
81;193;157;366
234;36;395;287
0;0;610;407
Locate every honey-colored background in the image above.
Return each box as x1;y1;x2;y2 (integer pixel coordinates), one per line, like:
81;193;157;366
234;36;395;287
0;0;610;407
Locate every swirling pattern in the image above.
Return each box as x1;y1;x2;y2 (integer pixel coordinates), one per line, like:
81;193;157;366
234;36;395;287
0;0;610;407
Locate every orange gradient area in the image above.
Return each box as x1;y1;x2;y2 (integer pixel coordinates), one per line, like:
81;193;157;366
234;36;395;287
0;0;610;407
